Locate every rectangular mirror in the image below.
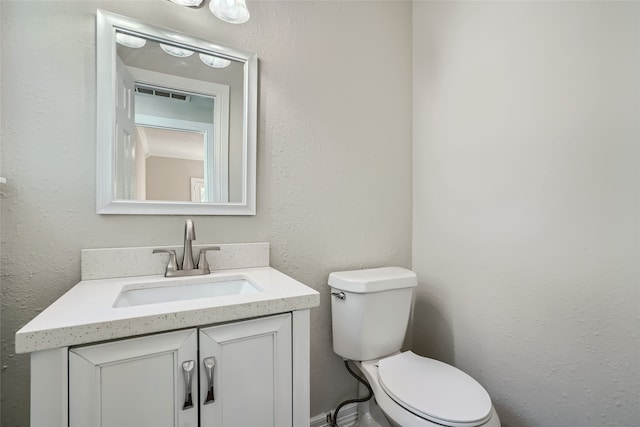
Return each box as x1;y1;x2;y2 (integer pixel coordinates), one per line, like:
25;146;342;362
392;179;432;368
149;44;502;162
96;10;257;215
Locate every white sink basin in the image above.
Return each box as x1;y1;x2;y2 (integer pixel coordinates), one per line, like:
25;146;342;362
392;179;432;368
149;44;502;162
114;277;262;308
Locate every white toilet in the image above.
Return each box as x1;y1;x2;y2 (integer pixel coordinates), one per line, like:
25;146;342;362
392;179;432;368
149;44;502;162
329;267;501;427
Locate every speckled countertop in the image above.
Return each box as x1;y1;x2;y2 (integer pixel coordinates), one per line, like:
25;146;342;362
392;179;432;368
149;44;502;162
15;267;319;354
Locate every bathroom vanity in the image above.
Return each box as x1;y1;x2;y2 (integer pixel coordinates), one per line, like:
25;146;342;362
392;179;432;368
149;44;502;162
16;9;317;427
16;243;319;427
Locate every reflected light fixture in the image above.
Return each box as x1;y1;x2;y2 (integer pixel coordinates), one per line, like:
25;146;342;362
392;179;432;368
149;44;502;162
199;53;231;68
116;33;147;48
209;0;250;24
160;43;195;57
167;0;203;6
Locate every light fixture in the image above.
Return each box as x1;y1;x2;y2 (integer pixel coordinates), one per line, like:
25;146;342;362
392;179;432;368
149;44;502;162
116;33;147;48
159;43;195;57
209;0;250;24
199;53;231;68
167;0;203;6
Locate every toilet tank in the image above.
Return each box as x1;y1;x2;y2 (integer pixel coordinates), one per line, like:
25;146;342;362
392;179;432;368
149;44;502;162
329;267;417;361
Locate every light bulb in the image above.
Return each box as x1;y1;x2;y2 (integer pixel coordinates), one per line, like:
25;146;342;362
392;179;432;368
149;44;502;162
167;0;203;6
199;53;231;68
160;43;194;58
209;0;250;24
116;33;147;49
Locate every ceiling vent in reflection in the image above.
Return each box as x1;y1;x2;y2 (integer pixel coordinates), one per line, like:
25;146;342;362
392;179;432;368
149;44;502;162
135;85;191;102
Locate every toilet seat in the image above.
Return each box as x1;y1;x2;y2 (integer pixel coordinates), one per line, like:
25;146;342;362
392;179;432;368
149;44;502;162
377;352;492;427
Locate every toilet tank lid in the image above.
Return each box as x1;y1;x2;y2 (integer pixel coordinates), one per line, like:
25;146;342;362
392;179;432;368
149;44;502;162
328;267;417;293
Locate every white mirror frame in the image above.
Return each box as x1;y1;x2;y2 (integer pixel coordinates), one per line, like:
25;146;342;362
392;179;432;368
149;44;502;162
96;10;257;215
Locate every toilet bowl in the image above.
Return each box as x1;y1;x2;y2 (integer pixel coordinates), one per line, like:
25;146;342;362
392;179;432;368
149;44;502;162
328;267;501;427
356;353;500;427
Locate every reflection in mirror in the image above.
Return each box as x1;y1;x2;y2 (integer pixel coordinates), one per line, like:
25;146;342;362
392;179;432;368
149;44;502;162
135;126;205;202
96;10;257;215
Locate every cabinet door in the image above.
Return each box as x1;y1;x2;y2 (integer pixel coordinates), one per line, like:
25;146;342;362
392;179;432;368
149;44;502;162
199;313;292;427
69;329;198;427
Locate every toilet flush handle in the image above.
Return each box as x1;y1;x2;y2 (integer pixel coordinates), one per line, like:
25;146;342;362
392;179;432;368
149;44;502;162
331;291;346;300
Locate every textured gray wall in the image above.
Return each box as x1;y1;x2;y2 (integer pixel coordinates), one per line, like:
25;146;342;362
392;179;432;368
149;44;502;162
0;0;3;421
0;1;412;424
412;2;640;426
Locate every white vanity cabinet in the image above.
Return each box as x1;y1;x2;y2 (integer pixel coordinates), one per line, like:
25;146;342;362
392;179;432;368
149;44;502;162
19;264;319;427
67;313;293;427
199;314;292;427
69;329;199;427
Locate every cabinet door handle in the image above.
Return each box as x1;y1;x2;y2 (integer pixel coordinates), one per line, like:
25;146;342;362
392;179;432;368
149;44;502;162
203;357;216;404
182;360;195;410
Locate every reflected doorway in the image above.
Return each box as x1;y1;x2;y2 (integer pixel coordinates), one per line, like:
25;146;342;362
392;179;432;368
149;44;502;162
135;126;208;202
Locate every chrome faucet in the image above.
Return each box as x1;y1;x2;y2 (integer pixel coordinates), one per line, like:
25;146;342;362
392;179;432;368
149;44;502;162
182;219;196;270
153;219;220;277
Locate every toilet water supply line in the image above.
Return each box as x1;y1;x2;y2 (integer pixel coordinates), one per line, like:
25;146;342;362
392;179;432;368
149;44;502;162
327;359;374;427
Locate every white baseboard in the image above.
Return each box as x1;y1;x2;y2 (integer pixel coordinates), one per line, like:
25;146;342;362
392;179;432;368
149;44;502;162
310;402;358;427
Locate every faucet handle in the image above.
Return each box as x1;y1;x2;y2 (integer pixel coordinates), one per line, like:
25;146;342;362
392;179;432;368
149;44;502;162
197;247;221;273
153;249;179;275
